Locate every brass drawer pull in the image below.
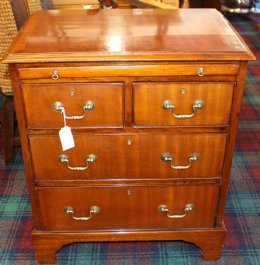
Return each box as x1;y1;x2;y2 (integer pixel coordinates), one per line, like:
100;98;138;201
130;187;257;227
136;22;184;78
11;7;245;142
162;99;204;119
52;70;59;80
53;101;95;120
58;154;97;171
161;153;200;170
64;206;100;221
158;203;195;219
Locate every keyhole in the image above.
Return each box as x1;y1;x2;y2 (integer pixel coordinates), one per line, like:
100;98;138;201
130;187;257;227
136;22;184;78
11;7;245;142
70;89;75;96
181;88;186;95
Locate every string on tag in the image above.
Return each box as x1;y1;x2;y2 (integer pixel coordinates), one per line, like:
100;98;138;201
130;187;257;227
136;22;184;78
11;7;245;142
61;108;67;127
59;108;75;151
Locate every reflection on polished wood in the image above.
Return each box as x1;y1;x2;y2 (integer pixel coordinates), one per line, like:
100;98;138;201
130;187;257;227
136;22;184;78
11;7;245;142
5;9;254;63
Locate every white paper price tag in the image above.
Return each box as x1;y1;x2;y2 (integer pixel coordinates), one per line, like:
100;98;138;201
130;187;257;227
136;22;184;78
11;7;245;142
59;126;75;151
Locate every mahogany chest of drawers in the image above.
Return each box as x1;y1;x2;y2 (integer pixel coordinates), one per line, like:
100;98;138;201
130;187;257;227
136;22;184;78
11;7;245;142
4;8;254;263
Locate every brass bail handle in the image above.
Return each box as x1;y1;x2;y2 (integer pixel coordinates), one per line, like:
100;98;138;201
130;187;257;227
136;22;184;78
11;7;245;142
158;203;195;219
53;101;95;120
58;154;97;171
64;206;100;221
161;153;200;170
162;99;204;119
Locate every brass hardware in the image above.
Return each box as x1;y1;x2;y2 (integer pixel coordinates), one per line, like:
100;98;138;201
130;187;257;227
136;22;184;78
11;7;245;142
52;70;59;80
86;154;97;163
127;139;132;146
198;68;204;77
127;189;131;196
162;99;204;119
58;154;97;171
52;101;95;120
160;152;200;170
64;205;100;221
53;101;64;112
70;88;75;96
181;87;186;95
162;100;174;110
157;203;195;219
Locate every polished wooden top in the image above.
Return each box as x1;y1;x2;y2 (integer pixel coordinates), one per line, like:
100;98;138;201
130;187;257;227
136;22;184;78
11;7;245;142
4;9;255;63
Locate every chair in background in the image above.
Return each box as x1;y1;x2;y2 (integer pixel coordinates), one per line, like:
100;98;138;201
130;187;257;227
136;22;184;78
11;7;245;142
0;0;42;165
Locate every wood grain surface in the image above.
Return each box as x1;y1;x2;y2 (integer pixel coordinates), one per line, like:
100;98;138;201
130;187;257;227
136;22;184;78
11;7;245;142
4;9;254;63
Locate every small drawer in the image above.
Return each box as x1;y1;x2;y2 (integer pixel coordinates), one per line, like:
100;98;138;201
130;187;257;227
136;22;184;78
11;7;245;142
30;133;227;181
37;184;219;231
134;82;234;127
22;83;124;128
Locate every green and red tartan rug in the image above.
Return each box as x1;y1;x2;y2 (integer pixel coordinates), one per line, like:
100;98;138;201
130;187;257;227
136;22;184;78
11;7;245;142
0;14;259;265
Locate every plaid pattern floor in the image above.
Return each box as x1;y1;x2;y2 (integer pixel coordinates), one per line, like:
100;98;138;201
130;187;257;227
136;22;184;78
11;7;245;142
0;13;259;265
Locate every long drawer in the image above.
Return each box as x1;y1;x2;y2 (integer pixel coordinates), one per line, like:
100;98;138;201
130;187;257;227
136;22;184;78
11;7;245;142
134;82;234;126
18;63;239;80
22;83;124;128
30;133;227;181
37;184;220;231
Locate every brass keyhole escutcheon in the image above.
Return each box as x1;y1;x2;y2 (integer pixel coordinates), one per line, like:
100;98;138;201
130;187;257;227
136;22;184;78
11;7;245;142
70;88;75;96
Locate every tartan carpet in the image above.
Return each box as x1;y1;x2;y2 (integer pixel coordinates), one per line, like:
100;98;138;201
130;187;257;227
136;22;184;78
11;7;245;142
0;14;259;265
